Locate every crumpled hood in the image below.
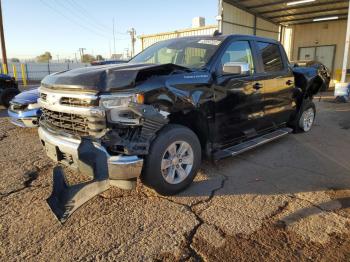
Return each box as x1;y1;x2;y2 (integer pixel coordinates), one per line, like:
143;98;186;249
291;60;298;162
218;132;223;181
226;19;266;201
41;63;189;93
12;88;39;105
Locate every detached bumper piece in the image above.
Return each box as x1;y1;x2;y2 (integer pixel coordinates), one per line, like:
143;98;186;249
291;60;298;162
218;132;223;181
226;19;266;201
47;138;110;223
47;139;110;223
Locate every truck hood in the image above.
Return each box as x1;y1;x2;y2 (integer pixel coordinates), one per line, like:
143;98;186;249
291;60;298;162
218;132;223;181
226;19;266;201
41;63;190;93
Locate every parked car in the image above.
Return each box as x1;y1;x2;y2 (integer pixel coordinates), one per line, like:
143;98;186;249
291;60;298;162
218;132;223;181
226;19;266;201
90;60;127;66
0;74;19;108
38;34;326;221
7;88;41;127
292;60;331;91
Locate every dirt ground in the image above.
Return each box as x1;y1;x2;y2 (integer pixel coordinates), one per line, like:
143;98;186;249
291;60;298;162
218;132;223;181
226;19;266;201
0;97;350;261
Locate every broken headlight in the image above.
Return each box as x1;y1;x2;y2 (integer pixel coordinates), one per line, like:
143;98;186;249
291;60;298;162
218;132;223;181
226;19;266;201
100;94;144;125
100;93;144;109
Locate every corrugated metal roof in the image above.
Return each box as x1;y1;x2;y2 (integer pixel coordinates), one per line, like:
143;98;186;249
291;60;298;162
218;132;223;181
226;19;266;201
225;0;348;25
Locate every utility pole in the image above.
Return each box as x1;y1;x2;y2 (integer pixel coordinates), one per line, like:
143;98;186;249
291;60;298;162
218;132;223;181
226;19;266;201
112;18;116;55
79;48;86;62
128;28;136;58
0;0;8;73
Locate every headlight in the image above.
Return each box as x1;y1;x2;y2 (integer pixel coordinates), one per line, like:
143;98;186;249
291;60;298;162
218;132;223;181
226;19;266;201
100;93;145;125
27;103;41;110
100;93;144;109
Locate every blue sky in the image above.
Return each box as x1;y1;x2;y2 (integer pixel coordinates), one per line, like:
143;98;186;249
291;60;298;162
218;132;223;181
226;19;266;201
3;0;218;60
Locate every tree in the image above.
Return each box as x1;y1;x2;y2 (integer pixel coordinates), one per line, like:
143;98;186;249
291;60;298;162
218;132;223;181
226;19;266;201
81;54;95;63
96;55;104;61
10;58;20;63
36;52;52;63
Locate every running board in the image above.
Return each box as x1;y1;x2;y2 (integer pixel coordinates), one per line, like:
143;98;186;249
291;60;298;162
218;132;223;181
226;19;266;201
213;127;292;160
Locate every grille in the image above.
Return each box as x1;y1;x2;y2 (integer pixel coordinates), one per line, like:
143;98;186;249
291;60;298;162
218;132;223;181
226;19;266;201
10;102;27;111
60;97;98;107
41;108;105;136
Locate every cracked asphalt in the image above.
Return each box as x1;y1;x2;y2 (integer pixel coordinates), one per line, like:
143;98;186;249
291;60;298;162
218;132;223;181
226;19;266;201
1;97;350;261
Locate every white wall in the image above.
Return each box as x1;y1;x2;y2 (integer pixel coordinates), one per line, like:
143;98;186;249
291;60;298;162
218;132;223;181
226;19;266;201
290;20;347;79
221;1;279;40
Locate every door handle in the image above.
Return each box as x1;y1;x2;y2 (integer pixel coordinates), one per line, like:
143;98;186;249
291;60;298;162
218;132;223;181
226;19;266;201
253;82;263;90
286;80;294;86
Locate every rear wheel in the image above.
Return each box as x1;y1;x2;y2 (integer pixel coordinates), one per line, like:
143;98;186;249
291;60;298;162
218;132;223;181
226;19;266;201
1;88;19;108
294;100;316;133
141;124;201;195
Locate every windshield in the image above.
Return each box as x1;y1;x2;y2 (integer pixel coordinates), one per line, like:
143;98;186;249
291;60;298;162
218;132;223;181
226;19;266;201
130;38;223;69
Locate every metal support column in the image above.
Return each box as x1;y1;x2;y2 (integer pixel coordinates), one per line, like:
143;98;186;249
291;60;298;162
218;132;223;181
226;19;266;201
341;0;350;83
253;15;257;35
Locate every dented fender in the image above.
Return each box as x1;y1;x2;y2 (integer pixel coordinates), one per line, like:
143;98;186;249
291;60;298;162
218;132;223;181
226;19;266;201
292;66;326;98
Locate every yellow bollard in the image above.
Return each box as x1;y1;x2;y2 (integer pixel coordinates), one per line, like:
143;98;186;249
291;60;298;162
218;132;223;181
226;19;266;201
21;64;27;86
12;64;17;80
2;64;7;74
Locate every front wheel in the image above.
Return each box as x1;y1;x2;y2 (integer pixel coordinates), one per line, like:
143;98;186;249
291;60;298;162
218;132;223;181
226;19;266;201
141;124;201;195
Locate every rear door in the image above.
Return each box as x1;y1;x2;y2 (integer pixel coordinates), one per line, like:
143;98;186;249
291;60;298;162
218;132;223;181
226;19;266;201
255;41;295;127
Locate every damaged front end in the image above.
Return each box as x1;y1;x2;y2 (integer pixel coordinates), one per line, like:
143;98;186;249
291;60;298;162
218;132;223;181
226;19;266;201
39;91;169;222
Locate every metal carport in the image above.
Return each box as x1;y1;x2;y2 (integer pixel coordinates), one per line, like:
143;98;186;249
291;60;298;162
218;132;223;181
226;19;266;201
219;0;350;84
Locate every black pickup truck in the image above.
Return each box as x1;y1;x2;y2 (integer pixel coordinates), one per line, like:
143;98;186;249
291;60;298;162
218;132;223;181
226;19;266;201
38;34;325;221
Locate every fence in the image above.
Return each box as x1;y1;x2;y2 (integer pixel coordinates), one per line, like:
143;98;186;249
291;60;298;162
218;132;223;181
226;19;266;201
0;62;90;84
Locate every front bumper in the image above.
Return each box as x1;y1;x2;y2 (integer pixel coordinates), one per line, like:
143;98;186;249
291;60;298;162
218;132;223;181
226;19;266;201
8;108;40;128
38;126;144;180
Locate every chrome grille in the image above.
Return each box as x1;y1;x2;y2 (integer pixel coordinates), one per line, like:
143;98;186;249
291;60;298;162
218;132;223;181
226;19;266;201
9;102;27;111
41;108;105;136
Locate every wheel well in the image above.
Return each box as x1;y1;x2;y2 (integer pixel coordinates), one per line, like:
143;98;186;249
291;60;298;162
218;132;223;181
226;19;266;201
167;110;209;150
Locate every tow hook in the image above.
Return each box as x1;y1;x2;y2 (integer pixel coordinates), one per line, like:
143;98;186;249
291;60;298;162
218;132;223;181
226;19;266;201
47;138;111;223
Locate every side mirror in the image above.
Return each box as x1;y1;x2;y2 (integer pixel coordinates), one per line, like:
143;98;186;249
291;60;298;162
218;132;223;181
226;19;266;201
222;62;250;75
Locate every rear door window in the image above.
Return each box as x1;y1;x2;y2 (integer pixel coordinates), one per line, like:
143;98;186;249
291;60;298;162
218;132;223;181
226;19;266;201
257;42;284;72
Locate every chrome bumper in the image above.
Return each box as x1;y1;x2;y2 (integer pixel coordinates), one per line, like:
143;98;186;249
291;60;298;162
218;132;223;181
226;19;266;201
7;108;40;128
38;127;143;180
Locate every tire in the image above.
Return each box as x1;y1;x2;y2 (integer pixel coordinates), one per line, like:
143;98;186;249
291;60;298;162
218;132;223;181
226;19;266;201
1;88;19;108
293;100;316;133
141;124;201;195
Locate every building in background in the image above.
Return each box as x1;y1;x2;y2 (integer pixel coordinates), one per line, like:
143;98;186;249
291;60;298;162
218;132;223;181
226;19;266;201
140;1;349;86
219;0;349;85
139;17;218;50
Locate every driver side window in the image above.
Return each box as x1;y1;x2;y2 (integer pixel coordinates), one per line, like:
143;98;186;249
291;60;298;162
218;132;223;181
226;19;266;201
220;41;254;74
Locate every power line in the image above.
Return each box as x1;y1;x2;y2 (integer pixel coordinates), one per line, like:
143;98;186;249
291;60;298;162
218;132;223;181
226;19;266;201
65;0;112;33
68;0;128;36
52;0;110;38
39;0;109;39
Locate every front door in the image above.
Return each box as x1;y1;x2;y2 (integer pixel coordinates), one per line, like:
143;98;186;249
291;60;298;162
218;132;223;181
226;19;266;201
213;40;267;147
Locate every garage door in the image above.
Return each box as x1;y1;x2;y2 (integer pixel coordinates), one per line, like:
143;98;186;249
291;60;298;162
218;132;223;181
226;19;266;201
298;45;335;71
